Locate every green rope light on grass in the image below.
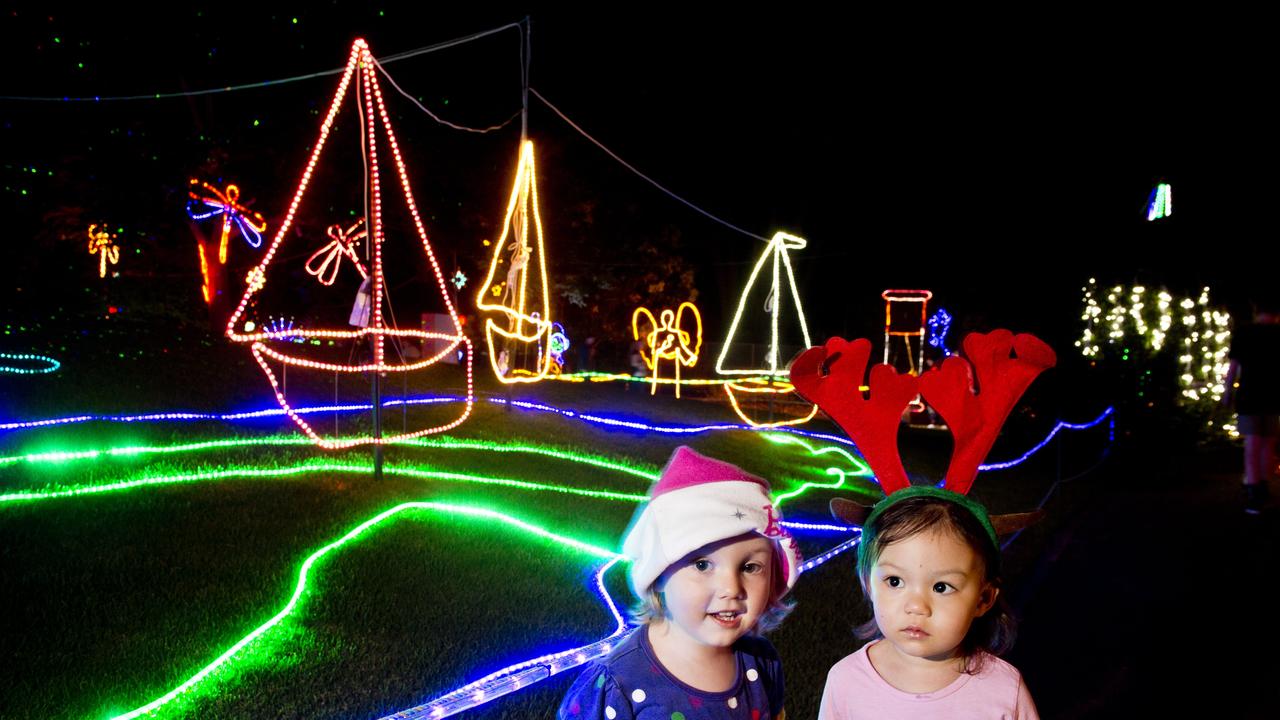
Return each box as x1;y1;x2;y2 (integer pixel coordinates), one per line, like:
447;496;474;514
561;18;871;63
0;461;648;505
2;433;874;508
761;433;877;508
0;435;659;481
405;436;658;480
0;436;314;466
108;501;620;720
1;464;323;503
391;466;646;502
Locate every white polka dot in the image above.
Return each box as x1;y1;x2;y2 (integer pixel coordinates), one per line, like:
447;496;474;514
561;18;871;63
727;697;738;709
746;668;760;682
605;707;617;720
631;689;647;703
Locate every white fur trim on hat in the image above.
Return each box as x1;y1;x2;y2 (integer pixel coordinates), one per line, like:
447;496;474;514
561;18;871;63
622;447;802;598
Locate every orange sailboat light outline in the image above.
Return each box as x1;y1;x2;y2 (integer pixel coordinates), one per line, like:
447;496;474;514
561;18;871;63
225;39;473;449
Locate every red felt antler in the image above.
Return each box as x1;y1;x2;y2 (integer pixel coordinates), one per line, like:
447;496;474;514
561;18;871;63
790;337;919;494
918;330;1057;495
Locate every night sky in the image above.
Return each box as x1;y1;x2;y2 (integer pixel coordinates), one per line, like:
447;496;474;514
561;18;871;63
1;5;1271;354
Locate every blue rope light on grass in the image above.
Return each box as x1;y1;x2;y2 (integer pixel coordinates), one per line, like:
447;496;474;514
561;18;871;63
783;520;858;534
381;557;629;720
0;396;1115;473
977;407;1115;470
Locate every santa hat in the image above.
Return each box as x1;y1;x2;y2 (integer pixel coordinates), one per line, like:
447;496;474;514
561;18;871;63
622;446;802;598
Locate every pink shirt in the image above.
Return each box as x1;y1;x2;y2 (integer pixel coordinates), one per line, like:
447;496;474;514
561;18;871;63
818;642;1039;720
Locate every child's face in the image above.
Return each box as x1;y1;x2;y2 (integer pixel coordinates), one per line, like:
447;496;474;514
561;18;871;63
867;527;997;663
655;533;774;653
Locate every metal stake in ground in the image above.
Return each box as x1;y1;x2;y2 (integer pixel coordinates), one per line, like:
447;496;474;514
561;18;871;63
372;334;383;480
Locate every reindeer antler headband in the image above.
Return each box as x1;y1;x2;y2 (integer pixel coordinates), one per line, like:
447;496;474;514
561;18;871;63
790;329;1056;547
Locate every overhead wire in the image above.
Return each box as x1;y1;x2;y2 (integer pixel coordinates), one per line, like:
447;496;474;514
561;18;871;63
373;57;519;134
0;21;523;103
3;17;771;245
528;87;771;244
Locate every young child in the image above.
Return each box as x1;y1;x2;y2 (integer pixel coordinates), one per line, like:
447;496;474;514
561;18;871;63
787;330;1054;720
558;445;801;720
817;487;1038;719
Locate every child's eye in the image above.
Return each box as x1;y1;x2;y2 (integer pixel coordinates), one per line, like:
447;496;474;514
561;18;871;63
693;559;712;572
742;562;763;574
885;576;903;588
932;582;954;594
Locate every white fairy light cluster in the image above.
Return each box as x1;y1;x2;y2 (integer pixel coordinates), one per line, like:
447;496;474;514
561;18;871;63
1077;278;1232;408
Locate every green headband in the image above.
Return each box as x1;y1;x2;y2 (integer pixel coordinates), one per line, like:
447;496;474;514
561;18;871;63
857;486;999;564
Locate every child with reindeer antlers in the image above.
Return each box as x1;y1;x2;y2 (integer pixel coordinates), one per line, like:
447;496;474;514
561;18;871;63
790;330;1053;720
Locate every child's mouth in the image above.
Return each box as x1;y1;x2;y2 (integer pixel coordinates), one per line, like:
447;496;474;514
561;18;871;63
709;611;742;627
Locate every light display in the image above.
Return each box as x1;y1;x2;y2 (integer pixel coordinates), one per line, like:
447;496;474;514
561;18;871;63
196;243;214;304
980;407;1115;470
3;431;887;539
0;393;1113;473
882;289;932;414
107;501;625;720
381;558;629;720
1076;278;1231;432
0;421;870;719
87;223;120;278
927;308;953;357
187;179;268;264
715;231;816;426
304;218;368;286
57;468;854;720
722;378;819;428
2;384;1111;717
554;371;733;388
548;322;570;370
475;140;554;384
631;302;702;398
223;39;473;449
0;460;650;505
760;433;876;509
0;435;661;485
244;266;266;294
264;317;305;342
882;289;932;375
0;352;60;375
716;232;813;377
1146;182;1172;221
452;270;467;290
0;403;1114;510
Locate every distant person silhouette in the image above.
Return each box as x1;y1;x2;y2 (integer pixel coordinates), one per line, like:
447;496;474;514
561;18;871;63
1223;299;1280;514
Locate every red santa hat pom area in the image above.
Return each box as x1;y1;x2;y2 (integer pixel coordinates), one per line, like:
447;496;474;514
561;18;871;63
622;446;802;598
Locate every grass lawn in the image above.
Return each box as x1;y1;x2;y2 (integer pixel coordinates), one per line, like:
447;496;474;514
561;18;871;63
0;325;1110;719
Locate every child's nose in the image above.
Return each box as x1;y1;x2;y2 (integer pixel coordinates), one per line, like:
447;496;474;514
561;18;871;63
717;570;745;598
905;590;930;616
